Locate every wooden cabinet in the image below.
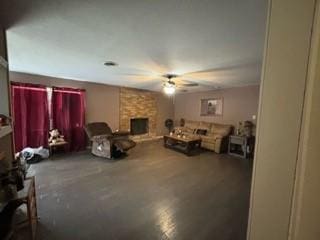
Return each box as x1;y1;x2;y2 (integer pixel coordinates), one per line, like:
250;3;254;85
0;27;10;117
0;29;7;59
0;27;13;152
0;27;15;196
0;27;38;240
0;63;9;116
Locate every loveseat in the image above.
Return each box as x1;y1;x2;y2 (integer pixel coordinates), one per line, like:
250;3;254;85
174;120;232;153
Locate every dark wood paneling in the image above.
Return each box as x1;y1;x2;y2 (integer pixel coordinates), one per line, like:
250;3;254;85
0;29;7;60
0;28;14;172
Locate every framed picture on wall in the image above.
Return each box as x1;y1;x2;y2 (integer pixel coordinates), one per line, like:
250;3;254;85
200;98;223;116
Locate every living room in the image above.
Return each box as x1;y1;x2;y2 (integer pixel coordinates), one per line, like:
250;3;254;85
1;1;320;240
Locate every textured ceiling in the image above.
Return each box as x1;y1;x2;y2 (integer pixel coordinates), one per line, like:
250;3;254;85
1;0;268;92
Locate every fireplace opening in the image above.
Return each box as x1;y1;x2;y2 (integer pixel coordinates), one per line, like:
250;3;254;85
130;118;149;135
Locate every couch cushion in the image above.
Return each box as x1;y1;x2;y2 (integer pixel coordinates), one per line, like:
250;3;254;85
201;141;215;151
202;133;223;143
195;129;207;136
85;122;113;140
199;121;211;131
114;139;136;151
211;123;232;136
184;120;200;130
184;127;195;134
201;135;216;144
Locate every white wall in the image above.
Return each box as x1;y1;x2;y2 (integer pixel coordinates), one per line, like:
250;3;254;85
174;85;260;127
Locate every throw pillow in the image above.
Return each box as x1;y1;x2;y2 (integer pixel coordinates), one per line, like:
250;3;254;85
196;129;207;135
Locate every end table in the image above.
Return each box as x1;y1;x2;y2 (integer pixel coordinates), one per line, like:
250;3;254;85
228;135;255;159
49;141;68;156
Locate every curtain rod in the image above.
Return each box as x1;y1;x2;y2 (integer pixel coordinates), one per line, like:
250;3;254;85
52;89;84;94
11;82;85;94
11;85;47;92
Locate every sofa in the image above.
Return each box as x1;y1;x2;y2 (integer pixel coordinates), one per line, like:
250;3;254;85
174;120;232;153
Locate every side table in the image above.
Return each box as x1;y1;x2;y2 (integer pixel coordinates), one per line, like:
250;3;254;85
49;141;68;156
228;135;255;159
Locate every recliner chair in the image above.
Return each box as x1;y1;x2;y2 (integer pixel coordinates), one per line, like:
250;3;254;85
84;122;136;159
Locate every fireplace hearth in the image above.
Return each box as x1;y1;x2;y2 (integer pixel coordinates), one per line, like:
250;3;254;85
130;118;149;135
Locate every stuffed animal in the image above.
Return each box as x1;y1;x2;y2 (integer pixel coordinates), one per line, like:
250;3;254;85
0;114;11;127
48;129;65;144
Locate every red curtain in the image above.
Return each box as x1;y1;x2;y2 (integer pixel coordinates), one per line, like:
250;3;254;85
52;87;86;151
11;82;49;152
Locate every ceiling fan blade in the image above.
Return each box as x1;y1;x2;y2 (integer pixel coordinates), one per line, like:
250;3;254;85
182;61;262;78
174;78;199;87
182;67;225;76
176;89;188;93
175;85;187;92
179;82;199;87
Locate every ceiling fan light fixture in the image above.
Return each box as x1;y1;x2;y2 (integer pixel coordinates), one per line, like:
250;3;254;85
163;81;176;95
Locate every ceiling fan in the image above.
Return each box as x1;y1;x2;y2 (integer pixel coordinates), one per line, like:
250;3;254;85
121;71;203;94
162;73;199;95
114;64;245;94
108;60;259;94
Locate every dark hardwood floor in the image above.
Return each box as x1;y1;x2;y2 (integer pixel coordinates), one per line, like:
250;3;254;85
22;140;252;240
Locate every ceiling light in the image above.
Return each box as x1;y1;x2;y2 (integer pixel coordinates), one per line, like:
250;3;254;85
163;81;176;95
104;61;118;66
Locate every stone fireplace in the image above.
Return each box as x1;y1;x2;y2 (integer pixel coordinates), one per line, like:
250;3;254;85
119;88;157;136
130;118;149;135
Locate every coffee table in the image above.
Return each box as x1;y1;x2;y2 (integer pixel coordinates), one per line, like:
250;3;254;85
163;134;202;156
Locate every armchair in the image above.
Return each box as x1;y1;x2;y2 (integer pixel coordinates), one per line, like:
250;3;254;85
84;122;136;159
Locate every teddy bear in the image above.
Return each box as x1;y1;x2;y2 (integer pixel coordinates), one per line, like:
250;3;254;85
48;129;65;144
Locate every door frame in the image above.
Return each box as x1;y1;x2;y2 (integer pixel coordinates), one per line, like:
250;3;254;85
288;1;320;239
247;0;318;239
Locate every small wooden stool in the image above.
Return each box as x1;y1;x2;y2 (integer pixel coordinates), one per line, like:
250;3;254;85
49;141;68;156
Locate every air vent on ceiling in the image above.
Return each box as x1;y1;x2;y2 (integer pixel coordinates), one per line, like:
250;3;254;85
104;61;118;66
